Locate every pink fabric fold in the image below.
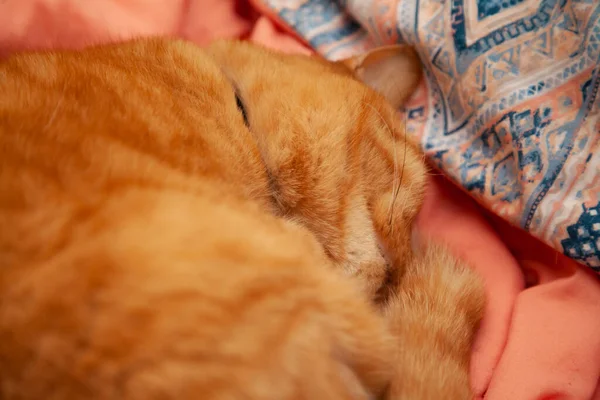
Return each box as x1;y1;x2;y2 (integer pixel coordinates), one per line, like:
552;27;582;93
0;1;598;398
418;175;600;400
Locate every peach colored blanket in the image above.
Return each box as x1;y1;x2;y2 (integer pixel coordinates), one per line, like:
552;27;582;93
1;1;599;399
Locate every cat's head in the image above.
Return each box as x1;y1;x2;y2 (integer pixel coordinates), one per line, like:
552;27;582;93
206;41;426;298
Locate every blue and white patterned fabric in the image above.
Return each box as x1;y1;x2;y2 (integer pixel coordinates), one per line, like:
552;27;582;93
258;0;600;274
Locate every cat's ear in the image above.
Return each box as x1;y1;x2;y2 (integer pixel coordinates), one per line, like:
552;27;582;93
335;45;422;109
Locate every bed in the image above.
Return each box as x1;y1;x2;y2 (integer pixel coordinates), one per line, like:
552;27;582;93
1;0;599;398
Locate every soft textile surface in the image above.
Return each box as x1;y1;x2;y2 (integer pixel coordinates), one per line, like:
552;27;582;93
254;0;600;276
1;1;599;399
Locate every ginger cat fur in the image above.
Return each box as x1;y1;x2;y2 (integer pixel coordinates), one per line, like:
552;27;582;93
0;38;484;399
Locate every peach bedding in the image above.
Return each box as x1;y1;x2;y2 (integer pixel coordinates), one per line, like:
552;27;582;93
1;1;599;398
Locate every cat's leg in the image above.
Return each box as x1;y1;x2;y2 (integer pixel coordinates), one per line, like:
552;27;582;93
367;155;484;398
384;243;485;400
0;189;396;400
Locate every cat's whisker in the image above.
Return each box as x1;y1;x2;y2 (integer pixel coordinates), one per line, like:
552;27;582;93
360;101;401;235
43;84;66;131
391;109;409;229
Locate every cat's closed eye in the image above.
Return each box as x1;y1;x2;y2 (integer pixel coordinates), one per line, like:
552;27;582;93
235;92;249;126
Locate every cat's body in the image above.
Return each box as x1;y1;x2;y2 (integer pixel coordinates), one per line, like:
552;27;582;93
0;38;484;399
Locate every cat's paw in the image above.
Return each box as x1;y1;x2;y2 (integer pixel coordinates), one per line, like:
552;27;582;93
384;243;485;400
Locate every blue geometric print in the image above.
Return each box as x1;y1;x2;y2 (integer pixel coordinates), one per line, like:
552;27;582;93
451;0;557;75
278;0;365;50
562;203;600;272
477;0;526;20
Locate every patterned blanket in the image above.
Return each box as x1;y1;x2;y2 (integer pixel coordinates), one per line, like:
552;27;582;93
255;0;600;274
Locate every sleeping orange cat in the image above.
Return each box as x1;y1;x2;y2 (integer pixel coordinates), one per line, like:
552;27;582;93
0;38;484;399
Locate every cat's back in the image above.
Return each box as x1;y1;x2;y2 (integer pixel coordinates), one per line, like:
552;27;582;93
0;38;271;268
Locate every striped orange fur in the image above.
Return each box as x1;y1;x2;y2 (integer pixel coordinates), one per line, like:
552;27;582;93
0;38;484;399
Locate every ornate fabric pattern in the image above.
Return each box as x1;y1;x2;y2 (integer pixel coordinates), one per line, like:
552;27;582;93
256;0;600;274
